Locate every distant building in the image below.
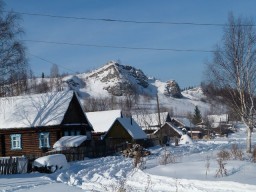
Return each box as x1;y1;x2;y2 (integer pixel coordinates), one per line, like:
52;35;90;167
132;112;172;130
207;114;229;128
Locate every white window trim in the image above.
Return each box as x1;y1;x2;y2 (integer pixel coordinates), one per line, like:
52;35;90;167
10;134;22;150
39;132;50;148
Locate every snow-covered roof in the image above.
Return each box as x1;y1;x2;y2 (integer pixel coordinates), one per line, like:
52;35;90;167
106;117;147;140
132;112;170;129
33;154;69;169
86;110;122;133
187;130;202;134
159;122;183;136
172;117;194;128
208;114;228;123
0;91;74;129
208;114;229;128
53;136;87;149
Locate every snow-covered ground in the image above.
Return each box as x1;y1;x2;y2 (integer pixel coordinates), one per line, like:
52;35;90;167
1;125;256;192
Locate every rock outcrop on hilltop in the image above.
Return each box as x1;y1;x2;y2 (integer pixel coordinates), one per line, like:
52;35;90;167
164;80;183;98
64;61;183;99
87;61;149;96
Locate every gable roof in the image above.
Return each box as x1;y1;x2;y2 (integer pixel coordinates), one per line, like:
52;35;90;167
132;112;170;129
117;117;147;139
0;91;75;129
105;117;147;140
154;122;183;136
86;110;122;133
171;117;194;128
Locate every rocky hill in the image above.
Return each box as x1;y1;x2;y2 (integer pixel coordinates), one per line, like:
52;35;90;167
62;61;210;116
86;61;149;96
65;61;183;98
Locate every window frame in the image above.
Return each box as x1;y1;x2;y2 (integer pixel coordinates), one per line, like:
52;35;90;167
10;134;22;150
63;130;81;136
39;132;50;148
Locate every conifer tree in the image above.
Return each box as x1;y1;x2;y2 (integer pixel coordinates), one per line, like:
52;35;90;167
192;106;202;125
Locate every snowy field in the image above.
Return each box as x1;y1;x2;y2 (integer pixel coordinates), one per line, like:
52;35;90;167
1;125;256;192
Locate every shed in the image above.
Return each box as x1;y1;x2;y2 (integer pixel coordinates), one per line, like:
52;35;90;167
154;122;183;145
104;117;147;150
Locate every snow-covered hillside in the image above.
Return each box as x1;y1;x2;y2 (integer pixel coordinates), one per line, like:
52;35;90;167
63;61;211;116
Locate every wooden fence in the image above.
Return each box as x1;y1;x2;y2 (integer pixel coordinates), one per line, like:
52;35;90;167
46;147;90;162
38;141;127;162
0;157;28;175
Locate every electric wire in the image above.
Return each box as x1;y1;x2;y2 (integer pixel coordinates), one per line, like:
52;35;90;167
23;39;216;53
7;10;256;27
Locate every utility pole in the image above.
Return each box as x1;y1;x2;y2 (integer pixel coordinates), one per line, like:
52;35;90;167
157;93;161;127
156;94;162;145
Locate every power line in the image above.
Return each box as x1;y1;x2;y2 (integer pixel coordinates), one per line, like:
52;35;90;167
7;10;256;27
23;39;216;53
8;10;255;27
28;53;77;73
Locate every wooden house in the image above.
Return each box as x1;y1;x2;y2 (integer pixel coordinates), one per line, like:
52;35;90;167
207;114;229;129
207;114;231;137
187;130;203;139
154;122;183;145
0;91;93;158
171;117;206;139
104;117;147;150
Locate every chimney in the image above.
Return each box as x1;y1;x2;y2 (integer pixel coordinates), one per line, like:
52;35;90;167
130;117;133;125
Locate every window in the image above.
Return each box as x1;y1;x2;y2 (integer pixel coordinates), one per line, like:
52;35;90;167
70;130;75;136
11;134;22;150
39;132;50;148
63;130;81;136
64;131;69;136
86;131;92;140
76;130;81;135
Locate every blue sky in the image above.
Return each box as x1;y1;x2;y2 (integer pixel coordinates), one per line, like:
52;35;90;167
4;0;256;88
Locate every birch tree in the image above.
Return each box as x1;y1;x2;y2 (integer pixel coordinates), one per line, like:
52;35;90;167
205;13;256;153
0;1;27;96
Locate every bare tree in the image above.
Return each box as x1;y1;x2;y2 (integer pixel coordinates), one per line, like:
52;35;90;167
49;64;63;91
205;13;256;153
50;64;59;78
0;1;27;96
83;97;113;112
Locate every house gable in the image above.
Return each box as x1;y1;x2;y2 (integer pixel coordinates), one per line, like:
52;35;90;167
61;93;93;131
104;120;132;141
154;122;182;138
104;117;147;141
